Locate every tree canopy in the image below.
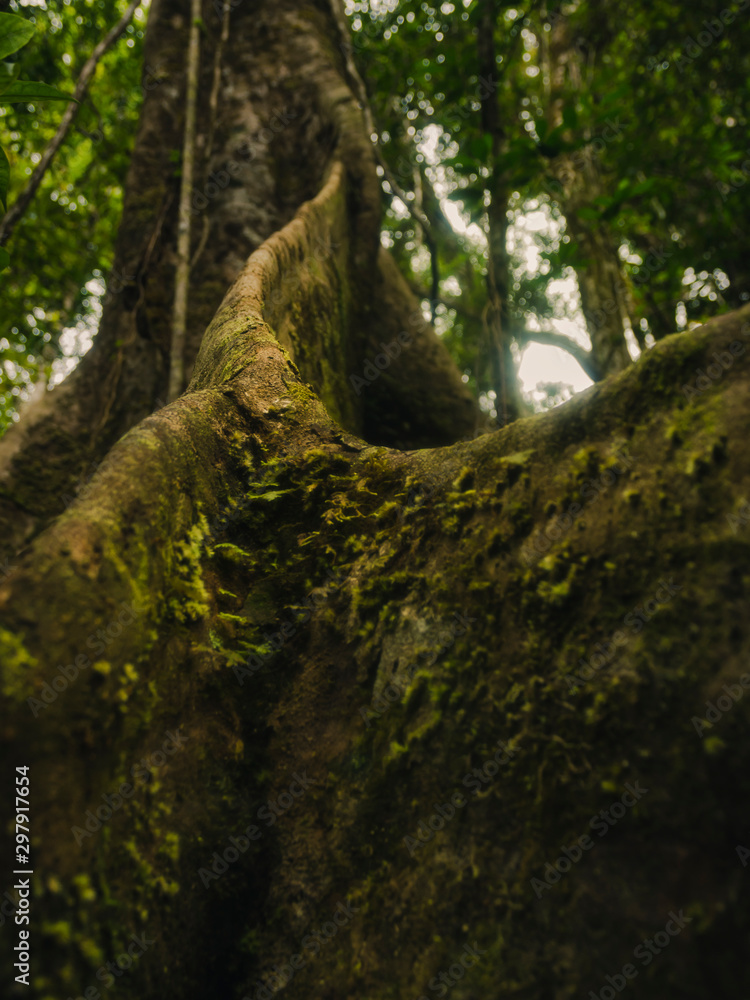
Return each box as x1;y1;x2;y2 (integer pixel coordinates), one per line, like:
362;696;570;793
2;0;750;425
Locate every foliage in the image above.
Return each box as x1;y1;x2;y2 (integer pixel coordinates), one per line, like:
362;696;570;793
346;0;750;407
0;10;74;268
1;0;750;428
0;0;145;430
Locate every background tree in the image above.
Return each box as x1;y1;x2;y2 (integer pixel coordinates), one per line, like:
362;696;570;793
349;0;750;412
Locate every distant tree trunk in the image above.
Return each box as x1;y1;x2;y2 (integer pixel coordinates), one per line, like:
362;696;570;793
2;2;750;999
477;0;525;424
541;11;632;379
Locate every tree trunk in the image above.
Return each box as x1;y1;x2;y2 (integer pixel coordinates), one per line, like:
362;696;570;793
479;0;525;425
0;0;476;561
2;3;750;999
542;13;633;379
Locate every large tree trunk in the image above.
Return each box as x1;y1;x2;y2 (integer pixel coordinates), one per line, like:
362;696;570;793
0;0;476;562
2;2;750;999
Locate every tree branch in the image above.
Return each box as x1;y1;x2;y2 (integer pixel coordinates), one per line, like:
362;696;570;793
521;328;601;381
168;0;203;402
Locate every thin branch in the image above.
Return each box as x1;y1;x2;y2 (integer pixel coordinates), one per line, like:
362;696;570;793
167;0;203;403
205;0;230;169
190;215;211;271
189;0;229;275
521;328;601;381
0;0;141;246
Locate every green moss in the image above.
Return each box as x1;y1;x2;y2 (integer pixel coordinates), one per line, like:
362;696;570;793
166;514;212;623
0;627;37;702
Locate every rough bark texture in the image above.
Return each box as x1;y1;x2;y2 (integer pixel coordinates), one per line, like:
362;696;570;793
0;0;476;562
1;3;749;1000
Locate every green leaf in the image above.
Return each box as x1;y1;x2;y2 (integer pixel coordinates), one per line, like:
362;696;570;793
562;105;578;130
0;246;9;272
0;80;76;104
0;145;8;212
468;133;492;161
0;60;21;95
630;179;657;198
248;489;295;502
596;84;630;111
577;206;601;221
0;13;35;60
447;184;485;209
538;124;571;158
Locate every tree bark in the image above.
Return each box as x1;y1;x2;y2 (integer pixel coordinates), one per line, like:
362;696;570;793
1;2;750;999
541;12;633;379
0;0;476;562
478;0;525;425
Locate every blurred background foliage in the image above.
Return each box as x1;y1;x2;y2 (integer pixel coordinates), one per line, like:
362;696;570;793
0;0;749;430
0;0;144;430
345;0;750;418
